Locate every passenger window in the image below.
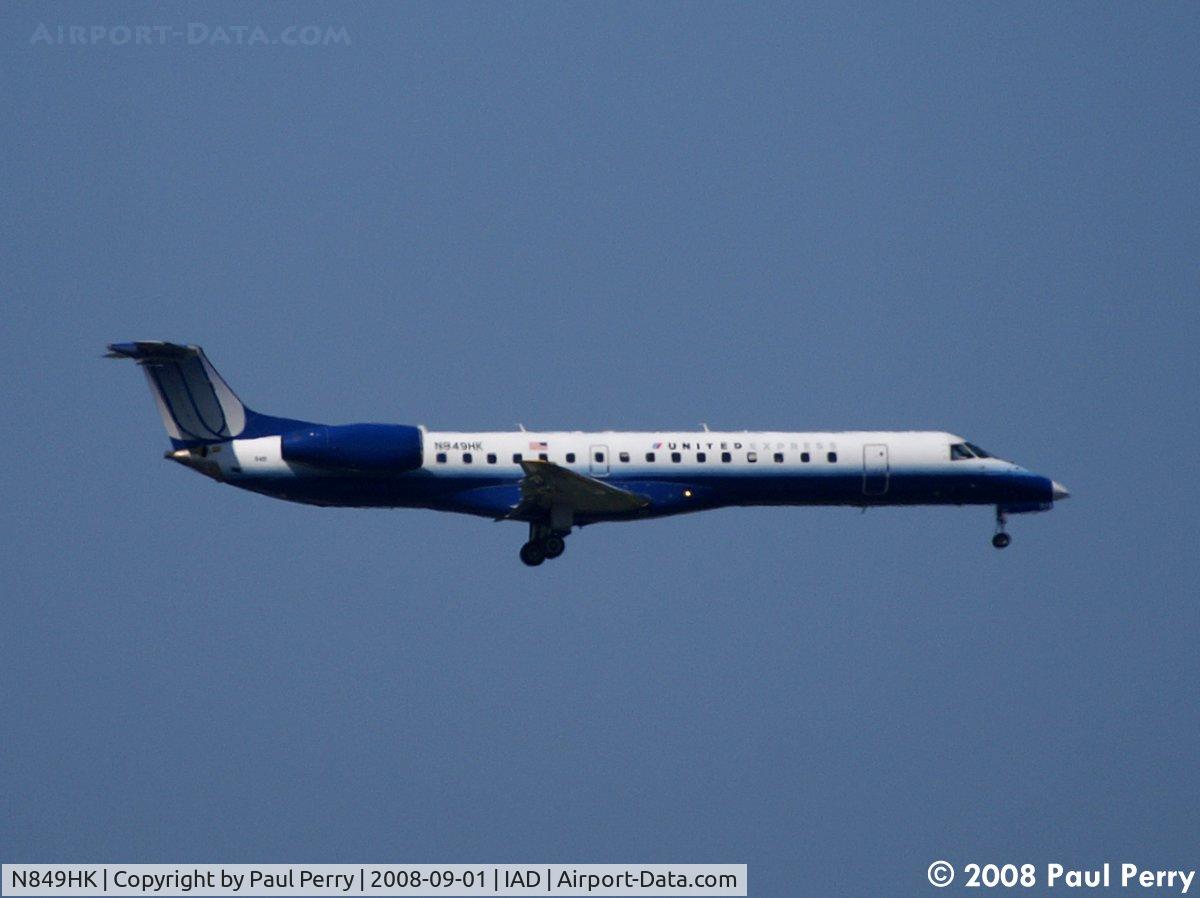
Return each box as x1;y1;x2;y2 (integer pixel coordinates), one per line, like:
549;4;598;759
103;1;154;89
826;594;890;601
594;451;604;463
463;453;473;464
950;443;973;461
436;452;447;463
646;452;656;462
801;452;810;463
827;451;837;463
486;453;497;464
539;453;548;461
671;452;682;463
697;452;707;462
512;453;523;464
566;452;576;463
619;452;630;462
747;451;758;462
721;451;732;462
774;452;784;463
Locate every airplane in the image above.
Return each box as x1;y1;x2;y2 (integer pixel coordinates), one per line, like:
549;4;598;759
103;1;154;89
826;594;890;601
108;341;1069;565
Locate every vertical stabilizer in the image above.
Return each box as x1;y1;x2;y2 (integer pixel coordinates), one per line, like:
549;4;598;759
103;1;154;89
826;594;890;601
106;341;310;446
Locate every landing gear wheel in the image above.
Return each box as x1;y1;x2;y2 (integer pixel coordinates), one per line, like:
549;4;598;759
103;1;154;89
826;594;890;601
519;541;546;566
991;507;1011;550
543;535;566;559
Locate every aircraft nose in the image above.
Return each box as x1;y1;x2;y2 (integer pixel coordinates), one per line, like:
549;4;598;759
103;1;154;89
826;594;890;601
1052;480;1070;501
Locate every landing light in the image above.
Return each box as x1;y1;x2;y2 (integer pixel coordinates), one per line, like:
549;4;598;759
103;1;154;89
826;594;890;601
683;489;693;498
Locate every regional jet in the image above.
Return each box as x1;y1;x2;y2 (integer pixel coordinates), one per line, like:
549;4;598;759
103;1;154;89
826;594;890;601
108;342;1069;565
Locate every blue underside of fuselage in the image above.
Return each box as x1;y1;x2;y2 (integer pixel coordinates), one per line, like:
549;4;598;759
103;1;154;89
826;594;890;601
230;470;1056;523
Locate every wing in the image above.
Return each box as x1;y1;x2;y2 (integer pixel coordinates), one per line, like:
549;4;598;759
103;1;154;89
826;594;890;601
503;459;649;519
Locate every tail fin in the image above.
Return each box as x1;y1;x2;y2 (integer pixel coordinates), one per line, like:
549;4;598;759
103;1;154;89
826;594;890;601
107;341;309;446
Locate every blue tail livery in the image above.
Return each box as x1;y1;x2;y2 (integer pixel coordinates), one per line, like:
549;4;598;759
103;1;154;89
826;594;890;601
109;341;1069;565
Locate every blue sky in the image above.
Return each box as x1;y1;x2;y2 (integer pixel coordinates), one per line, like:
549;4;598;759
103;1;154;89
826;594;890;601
2;2;1197;894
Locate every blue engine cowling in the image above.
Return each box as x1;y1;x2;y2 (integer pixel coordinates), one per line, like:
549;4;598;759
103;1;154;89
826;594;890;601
281;424;423;473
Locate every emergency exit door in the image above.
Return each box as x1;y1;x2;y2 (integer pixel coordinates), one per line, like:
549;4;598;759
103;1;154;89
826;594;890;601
590;445;609;476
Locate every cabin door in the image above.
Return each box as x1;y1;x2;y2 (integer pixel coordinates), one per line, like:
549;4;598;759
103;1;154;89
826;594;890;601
862;443;889;496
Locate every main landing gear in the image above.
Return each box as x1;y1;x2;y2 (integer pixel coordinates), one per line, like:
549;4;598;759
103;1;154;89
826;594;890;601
520;523;568;566
992;508;1012;549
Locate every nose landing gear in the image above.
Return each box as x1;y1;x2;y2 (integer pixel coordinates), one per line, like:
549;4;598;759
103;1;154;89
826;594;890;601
992;508;1011;549
520;522;568;566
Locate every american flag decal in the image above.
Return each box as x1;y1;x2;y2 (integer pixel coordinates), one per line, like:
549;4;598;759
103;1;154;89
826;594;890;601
529;440;548;450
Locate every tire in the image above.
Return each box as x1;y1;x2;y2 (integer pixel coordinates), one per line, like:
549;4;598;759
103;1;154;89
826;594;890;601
543;535;566;559
992;532;1011;549
519;541;546;566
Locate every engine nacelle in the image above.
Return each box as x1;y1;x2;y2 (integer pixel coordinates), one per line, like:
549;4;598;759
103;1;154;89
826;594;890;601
281;424;423;473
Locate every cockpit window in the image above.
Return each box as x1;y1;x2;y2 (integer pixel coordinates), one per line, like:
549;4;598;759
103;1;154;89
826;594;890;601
965;443;990;458
950;443;974;460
